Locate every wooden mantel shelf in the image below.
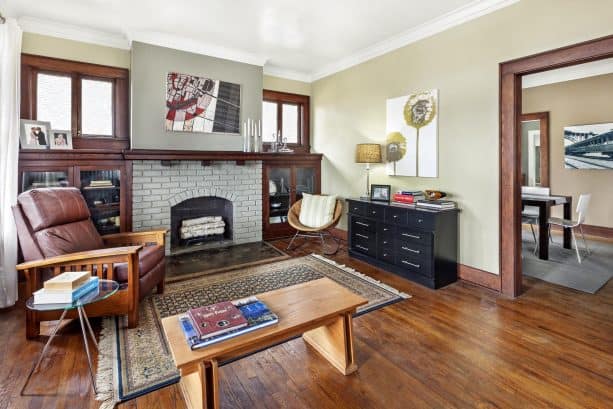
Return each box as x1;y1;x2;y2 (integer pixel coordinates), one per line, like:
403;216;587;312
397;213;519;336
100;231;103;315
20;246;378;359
122;149;323;162
19;149;323;162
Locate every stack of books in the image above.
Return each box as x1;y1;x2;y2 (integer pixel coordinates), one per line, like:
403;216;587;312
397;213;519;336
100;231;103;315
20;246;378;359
393;190;425;204
33;271;99;305
416;199;457;210
87;180;114;189
179;296;279;350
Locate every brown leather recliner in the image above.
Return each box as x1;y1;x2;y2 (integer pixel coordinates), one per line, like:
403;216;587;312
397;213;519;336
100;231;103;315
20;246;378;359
13;187;167;339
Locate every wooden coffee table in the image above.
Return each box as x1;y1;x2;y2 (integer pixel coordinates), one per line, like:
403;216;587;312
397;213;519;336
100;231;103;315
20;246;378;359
162;278;368;409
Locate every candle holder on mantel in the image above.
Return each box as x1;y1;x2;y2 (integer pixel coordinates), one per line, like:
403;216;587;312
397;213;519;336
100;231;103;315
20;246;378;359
242;118;262;152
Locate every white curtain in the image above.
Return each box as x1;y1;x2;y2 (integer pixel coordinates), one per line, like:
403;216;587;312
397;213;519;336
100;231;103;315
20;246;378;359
0;19;22;308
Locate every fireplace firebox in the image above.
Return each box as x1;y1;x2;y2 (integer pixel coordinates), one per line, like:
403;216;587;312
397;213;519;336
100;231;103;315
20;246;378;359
170;197;233;253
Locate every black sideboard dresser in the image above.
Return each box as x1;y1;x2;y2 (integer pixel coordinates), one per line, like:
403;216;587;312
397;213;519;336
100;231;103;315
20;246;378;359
347;198;458;289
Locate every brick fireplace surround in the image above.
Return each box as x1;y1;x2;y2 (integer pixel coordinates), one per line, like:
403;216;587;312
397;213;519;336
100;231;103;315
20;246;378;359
131;160;262;255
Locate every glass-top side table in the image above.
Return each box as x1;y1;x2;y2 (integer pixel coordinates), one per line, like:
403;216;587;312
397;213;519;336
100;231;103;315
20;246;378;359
22;279;119;395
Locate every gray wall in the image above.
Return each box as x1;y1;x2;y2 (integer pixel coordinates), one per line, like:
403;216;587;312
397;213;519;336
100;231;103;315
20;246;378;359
131;41;262;151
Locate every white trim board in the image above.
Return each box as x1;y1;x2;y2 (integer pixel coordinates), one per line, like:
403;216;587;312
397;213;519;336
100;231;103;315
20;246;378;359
18;16;130;50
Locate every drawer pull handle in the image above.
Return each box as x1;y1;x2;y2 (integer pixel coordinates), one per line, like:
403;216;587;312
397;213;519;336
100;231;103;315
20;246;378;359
402;246;420;254
418;219;424;223
402;260;421;268
353;207;359;211
401;233;421;239
356;221;369;227
372;210;377;214
356;245;369;251
383;253;388;257
383;228;389;231
393;215;398;218
356;233;369;239
383;241;388;244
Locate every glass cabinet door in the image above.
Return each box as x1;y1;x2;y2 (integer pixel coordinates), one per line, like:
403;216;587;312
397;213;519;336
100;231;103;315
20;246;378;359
268;167;291;225
21;170;70;192
295;167;316;201
80;169;121;234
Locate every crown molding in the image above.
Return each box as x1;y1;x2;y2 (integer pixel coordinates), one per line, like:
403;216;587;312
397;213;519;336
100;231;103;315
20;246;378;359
310;0;520;81
522;58;613;88
18;16;130;50
263;65;312;83
128;30;267;67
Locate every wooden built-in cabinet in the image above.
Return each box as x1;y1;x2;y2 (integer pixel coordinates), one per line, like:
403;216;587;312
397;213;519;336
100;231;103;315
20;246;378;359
263;159;321;240
18;150;132;234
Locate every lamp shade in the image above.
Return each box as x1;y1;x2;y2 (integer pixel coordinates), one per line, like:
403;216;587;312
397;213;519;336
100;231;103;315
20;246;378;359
355;143;382;163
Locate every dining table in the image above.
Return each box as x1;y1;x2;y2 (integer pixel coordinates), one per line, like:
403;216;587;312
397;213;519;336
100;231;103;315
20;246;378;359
521;194;573;260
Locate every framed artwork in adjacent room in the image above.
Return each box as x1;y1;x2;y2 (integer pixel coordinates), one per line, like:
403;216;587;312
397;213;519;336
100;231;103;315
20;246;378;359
20;120;51;149
165;72;241;134
386;89;438;177
563;122;613;169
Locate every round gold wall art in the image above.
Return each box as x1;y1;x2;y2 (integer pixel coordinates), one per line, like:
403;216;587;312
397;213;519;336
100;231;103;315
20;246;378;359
386;131;407;176
403;91;437;175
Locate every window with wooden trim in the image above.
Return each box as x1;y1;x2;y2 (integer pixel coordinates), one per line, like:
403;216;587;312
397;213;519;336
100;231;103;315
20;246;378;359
262;90;310;152
21;54;129;150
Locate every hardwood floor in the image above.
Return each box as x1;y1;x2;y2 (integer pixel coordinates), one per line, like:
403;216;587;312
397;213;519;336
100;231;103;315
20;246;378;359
1;238;612;409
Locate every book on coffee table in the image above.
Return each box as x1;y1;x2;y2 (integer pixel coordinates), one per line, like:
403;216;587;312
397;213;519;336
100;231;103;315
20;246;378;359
187;301;248;339
180;296;279;350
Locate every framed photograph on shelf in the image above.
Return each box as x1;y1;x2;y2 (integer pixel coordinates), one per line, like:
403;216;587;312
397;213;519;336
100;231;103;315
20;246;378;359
49;130;73;149
20;120;51;149
370;184;391;202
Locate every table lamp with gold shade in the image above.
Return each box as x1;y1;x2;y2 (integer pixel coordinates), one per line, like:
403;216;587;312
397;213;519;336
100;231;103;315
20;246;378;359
355;143;382;199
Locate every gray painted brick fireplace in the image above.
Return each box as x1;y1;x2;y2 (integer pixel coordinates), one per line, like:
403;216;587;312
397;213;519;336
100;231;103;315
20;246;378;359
131;160;262;255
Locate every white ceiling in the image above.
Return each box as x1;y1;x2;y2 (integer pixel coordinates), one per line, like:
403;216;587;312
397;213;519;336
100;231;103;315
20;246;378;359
3;0;519;81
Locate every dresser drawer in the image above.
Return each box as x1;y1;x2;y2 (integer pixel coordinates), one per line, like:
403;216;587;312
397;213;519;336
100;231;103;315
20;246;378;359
351;216;376;232
351;234;376;257
396;240;432;262
396;256;433;277
385;206;408;225
367;204;385;220
407;210;436;230
377;247;395;264
348;200;367;216
378;223;396;241
397;226;433;247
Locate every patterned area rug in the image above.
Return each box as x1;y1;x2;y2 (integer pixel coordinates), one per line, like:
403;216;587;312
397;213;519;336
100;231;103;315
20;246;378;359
96;254;410;408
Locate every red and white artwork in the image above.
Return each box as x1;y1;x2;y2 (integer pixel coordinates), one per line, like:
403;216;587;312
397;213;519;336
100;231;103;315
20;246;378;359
165;72;241;134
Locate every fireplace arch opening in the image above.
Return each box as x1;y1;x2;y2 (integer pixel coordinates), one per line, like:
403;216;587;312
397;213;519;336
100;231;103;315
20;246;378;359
170;196;233;252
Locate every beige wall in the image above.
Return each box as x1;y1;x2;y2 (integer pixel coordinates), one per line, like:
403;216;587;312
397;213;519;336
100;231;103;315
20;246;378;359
311;0;613;274
263;75;311;95
21;32;130;68
131;42;262;151
523;74;613;228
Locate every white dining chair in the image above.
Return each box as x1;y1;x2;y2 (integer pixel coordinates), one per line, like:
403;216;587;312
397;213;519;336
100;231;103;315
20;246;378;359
521;186;550;254
548;193;591;263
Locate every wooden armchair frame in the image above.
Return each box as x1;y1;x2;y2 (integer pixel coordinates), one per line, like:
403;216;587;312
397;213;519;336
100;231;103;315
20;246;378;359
17;229;167;339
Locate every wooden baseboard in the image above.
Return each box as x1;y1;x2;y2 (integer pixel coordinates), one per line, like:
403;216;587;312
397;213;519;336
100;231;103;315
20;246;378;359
550;223;613;239
457;264;501;292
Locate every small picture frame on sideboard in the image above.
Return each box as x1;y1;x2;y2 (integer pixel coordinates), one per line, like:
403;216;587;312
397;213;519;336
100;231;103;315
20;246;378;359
370;184;391;202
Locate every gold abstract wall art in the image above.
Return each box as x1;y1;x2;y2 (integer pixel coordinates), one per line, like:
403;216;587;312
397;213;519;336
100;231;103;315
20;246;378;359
386;89;438;177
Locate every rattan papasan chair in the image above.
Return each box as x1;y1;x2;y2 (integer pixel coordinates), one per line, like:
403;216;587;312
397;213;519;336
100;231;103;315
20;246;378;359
286;198;343;255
